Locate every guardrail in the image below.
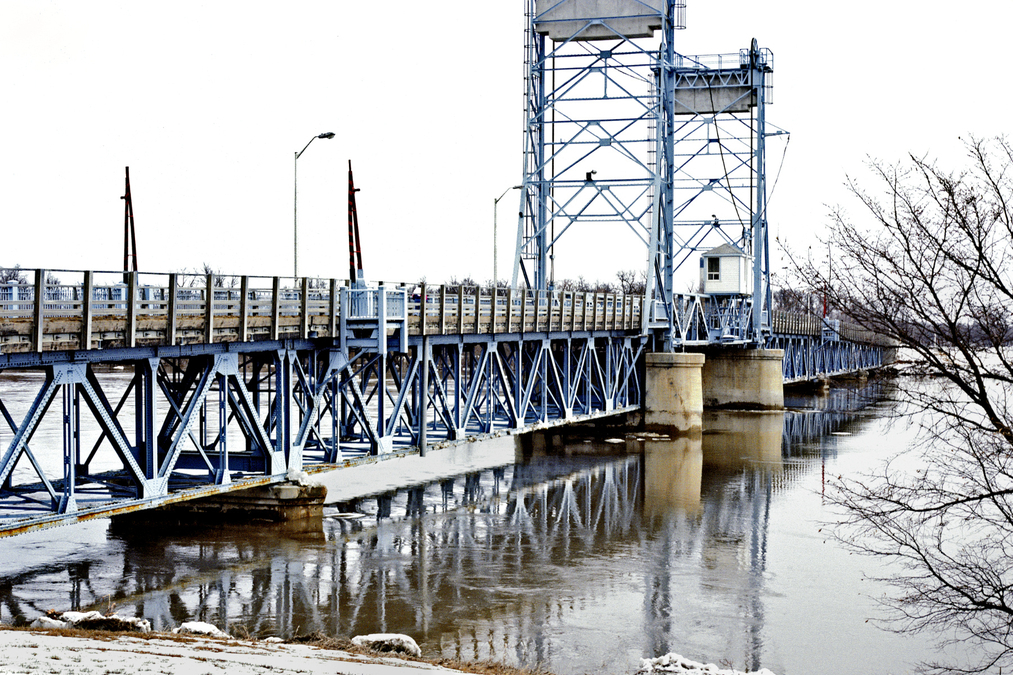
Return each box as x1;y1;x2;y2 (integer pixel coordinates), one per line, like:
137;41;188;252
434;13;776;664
771;310;891;346
0;268;890;354
0;269;646;354
410;284;644;337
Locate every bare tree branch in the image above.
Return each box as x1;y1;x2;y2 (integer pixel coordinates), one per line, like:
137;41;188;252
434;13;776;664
792;136;1013;673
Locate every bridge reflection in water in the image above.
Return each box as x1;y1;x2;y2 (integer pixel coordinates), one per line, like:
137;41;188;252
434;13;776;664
0;381;887;674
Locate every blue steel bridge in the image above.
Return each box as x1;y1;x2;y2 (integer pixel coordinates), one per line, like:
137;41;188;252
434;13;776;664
1;0;894;536
0;269;886;536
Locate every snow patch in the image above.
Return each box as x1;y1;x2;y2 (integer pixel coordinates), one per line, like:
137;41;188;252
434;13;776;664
29;616;68;630
286;468;319;486
638;653;778;675
60;611;104;625
34;611;151;633
172;621;229;639
351;633;422;657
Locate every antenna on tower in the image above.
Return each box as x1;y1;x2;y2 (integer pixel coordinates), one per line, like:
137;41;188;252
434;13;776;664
121;167;138;276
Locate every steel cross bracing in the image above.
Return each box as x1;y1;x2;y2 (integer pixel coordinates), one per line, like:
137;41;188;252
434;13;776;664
773;333;884;384
770;314;887;383
0;271;647;536
512;1;781;350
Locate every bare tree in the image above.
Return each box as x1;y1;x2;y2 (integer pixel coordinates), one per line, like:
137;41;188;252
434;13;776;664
444;276;478;294
772;286;817;315
0;265;27;284
615;269;646;295
200;263;239;289
791;136;1013;674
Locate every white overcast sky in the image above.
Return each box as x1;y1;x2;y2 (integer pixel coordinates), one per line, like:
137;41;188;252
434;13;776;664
1;1;1009;287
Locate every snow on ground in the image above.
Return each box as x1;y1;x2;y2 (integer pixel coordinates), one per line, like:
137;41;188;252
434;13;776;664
0;628;467;675
638;653;778;675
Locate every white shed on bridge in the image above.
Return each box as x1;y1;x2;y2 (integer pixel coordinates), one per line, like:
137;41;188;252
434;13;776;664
699;243;753;295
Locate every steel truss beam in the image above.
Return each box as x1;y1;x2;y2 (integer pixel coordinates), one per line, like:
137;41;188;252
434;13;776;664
0;324;646;534
770;333;884;383
513;1;778;350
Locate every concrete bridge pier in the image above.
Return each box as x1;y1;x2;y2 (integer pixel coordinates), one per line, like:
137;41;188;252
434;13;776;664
644;352;705;432
644;348;785;433
700;348;785;410
110;481;327;532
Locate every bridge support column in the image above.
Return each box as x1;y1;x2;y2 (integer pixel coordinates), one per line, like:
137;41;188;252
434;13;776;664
644;353;704;432
110;480;327;530
700;348;784;410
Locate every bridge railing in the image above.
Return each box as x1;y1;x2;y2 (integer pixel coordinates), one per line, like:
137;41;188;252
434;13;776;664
771;309;891;346
409;285;643;335
0;269;646;354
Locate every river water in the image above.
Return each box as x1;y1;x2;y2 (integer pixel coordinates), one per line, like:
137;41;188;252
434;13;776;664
0;378;970;674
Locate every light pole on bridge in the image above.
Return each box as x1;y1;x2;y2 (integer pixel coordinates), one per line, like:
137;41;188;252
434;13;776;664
294;132;336;278
493;185;522;287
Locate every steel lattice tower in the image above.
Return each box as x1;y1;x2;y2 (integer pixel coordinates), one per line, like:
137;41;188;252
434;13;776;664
512;0;778;347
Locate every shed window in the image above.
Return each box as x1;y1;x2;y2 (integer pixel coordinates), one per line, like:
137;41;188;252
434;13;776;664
707;257;720;281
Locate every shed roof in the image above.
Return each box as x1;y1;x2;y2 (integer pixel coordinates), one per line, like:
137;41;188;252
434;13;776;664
703;242;748;257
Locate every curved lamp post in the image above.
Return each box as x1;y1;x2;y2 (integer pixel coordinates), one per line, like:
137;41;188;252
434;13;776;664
294;132;335;278
493;185;522;287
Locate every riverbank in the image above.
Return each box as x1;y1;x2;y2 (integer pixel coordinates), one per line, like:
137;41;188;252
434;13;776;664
0;625;538;675
0;625;779;675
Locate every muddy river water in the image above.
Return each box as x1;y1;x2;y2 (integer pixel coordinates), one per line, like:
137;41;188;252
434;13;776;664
0;380;972;674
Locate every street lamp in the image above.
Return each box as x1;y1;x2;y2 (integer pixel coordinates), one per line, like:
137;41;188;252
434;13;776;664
294;132;335;278
493;185;522;287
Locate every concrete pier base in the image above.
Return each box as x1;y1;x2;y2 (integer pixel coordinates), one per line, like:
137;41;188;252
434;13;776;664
110;482;327;531
700;348;784;410
644;352;705;432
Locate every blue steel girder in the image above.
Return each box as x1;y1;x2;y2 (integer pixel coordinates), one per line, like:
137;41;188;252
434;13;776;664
0;275;655;536
769;333;885;384
0;351;318;530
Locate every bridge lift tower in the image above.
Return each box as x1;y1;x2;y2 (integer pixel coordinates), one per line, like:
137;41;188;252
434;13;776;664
511;0;779;350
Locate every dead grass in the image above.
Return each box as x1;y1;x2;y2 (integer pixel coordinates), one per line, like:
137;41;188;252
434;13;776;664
289;632;556;675
1;625;557;675
1;625;213;647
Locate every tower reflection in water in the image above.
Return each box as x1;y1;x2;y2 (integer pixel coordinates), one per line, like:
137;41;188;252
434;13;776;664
0;382;886;675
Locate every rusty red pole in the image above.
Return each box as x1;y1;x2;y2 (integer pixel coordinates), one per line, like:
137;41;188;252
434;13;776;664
347;160;363;285
121;166;137;274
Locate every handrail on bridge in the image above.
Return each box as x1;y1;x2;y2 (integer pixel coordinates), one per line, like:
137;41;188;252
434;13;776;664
0;268;889;355
0;268;647;354
770;309;891;347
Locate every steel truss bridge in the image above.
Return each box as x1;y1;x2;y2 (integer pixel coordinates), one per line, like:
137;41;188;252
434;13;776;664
515;0;782;350
0;265;887;535
0;269;884;536
0;269;645;536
